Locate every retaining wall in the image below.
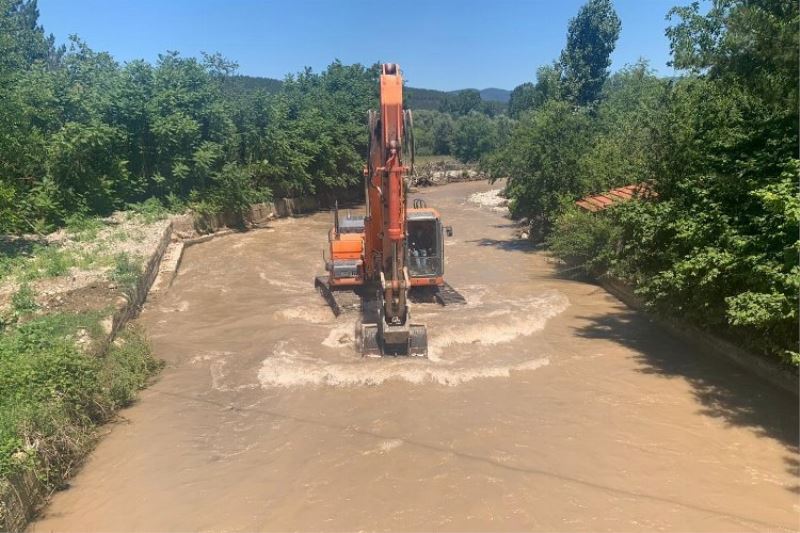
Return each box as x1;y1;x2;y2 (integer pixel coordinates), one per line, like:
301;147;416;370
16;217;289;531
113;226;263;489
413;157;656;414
600;277;798;396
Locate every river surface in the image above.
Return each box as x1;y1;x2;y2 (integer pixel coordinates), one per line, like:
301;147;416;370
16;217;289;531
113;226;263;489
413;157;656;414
30;181;799;532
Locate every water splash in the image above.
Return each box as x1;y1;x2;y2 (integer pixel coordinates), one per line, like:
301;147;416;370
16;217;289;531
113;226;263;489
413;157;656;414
257;342;550;388
256;290;568;388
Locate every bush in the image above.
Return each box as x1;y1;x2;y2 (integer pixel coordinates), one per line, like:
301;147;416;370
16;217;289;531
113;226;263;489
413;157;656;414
111;252;143;293
126;198;170;224
10;283;38;318
547;208;620;276
191;163;270;225
0;314;161;478
101;325;164;409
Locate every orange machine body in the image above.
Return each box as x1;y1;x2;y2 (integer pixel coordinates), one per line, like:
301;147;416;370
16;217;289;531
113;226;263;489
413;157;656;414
326;228;364;287
325;206;446;290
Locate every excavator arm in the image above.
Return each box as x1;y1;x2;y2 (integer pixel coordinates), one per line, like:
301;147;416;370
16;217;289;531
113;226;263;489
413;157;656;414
360;64;427;356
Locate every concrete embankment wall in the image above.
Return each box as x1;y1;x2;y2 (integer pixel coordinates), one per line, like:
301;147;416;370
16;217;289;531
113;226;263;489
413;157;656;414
600;277;798;396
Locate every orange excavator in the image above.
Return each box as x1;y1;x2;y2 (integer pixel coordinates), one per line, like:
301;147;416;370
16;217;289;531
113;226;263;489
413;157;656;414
315;63;464;356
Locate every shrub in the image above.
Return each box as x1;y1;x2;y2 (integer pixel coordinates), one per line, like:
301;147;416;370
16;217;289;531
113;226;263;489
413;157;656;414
126;198;170;224
547;208;620;276
0;314;161;478
10;284;38;318
111;252;142;293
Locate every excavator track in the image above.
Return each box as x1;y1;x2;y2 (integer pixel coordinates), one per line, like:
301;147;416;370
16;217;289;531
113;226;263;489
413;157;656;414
433;283;467;306
314;277;361;316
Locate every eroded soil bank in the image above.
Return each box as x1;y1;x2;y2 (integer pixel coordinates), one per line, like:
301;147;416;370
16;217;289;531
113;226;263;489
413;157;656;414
30;181;799;532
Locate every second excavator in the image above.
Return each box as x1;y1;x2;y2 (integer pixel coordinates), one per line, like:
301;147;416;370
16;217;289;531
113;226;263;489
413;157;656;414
315;63;464;357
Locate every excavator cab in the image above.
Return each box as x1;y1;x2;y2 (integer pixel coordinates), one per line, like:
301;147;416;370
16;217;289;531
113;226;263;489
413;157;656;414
407;203;445;285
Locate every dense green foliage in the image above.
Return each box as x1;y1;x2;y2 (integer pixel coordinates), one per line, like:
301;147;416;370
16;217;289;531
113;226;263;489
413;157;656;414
412;108;513;163
489;61;665;234
498;0;799;364
404;86;508;112
608;0;800;364
0;314;161;477
0;0;515;232
412;110;455;156
547;208;621;276
507;64;562;118
0;0;385;233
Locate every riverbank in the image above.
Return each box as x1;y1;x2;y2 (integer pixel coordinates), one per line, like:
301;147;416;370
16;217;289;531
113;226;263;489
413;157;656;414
0;211;172;531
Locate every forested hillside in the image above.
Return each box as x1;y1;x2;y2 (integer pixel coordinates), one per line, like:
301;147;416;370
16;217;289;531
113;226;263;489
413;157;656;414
487;0;799;365
224;74;509;111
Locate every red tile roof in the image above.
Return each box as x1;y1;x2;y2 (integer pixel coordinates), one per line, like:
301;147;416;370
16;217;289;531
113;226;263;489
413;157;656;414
576;183;655;212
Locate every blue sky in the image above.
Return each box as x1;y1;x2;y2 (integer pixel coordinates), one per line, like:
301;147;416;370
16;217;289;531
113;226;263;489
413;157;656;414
38;0;683;91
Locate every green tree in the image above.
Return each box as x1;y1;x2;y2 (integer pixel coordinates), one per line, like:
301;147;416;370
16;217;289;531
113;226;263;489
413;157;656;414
439;89;482;116
508;64;563;117
579;60;668;189
508;82;536;118
451;112;498;163
559;0;621;106
411;110;454;156
487;99;593;230
544;0;800;364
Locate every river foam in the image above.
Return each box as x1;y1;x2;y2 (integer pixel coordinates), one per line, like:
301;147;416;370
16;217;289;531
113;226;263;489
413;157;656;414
257;290;568;388
257;343;550;387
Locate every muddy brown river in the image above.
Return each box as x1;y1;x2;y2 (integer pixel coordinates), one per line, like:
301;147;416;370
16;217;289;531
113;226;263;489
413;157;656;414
30;181;799;532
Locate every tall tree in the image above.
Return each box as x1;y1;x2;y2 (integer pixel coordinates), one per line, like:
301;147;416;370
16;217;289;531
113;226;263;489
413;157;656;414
508;64;563;117
438;89;482;116
507;82;536;118
667;0;798;112
559;0;621;106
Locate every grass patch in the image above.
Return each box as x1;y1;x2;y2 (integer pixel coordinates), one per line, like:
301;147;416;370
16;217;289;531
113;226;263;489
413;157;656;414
0;243;79;283
109;229;130;242
64;214;105;242
101;325;164;409
27;246;78;279
111;252;143;294
127;198;170;224
10;284;38;318
0;313;161;480
0;242;120;286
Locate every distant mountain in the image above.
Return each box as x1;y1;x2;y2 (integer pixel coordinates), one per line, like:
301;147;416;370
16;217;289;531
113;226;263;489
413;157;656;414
479;87;511;103
223;75;510;111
